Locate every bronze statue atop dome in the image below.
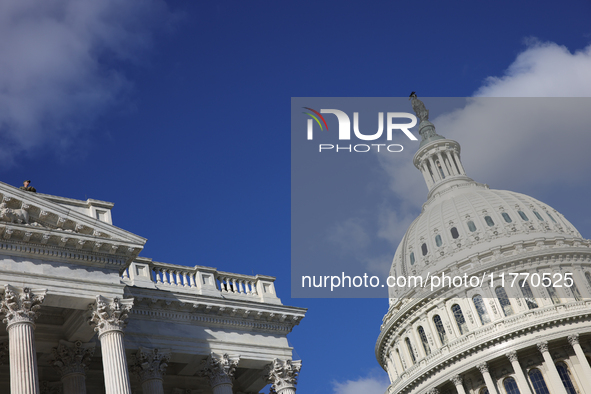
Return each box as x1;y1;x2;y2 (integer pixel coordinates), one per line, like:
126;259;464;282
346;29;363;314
409;92;429;122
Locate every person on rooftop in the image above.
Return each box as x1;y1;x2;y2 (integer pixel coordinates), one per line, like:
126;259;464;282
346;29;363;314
20;180;37;193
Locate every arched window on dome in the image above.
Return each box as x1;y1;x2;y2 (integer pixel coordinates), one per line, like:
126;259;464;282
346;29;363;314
450;227;459;239
417;326;430;355
518;211;529;221
519;280;538;309
495;286;513;316
585;272;591;289
451;304;468;335
435;234;442;247
503;377;521;394
421;243;428;256
405;337;416;364
432;315;447;345
556;362;578;394
533;210;544;221
472;295;490;325
484;216;495;227
502;212;512;223
479;388;489;394
546;211;557;223
409;252;415;265
528;368;550;394
569;277;582;301
467;221;477;232
546;285;560;305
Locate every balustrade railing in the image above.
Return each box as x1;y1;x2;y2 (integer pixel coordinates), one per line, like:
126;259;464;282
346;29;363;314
122;259;280;304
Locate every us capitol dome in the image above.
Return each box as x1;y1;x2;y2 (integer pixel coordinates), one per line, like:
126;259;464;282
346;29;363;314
376;96;591;394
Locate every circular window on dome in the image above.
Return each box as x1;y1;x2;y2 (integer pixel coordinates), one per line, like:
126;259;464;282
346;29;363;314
421;243;428;256
409;252;415;265
484;216;494;227
450;227;459;239
467;221;477;232
501;212;512;223
518;210;529;221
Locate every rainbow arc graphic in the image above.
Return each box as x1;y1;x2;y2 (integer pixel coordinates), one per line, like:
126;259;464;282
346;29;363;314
302;107;328;131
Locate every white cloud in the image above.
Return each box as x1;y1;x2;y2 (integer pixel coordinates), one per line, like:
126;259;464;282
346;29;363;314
474;40;591;97
380;41;591;209
332;370;390;394
0;0;175;165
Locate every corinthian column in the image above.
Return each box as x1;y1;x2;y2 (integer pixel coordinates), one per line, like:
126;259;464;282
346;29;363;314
477;362;498;394
52;340;95;394
506;351;532;394
201;353;239;394
264;359;302;394
131;347;171;394
450;375;466;394
1;285;46;394
88;295;134;394
567;334;591;388
536;341;568;394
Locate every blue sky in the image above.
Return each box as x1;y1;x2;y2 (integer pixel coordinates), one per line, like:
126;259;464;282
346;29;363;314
1;1;591;393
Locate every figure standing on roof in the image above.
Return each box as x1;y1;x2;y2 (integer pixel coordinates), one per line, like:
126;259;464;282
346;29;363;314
19;180;37;193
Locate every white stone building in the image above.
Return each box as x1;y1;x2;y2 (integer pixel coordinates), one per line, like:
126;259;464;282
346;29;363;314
376;97;591;394
0;182;305;394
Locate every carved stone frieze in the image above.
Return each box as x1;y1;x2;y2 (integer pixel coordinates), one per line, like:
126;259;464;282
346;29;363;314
0;285;46;328
88;296;133;336
130;347;170;383
200;353;240;388
263;359;302;393
52;340;95;377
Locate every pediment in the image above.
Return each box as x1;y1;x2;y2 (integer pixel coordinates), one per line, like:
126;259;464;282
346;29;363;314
0;181;146;265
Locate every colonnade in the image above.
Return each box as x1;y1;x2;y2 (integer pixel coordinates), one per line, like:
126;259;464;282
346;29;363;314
0;286;301;394
424;335;591;394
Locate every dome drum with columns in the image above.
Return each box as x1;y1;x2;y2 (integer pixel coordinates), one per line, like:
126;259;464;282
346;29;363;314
376;96;591;394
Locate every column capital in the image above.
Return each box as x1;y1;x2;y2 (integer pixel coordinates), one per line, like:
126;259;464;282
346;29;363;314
426;389;440;394
88;295;133;337
264;359;302;393
537;341;549;353
450;374;463;386
200;353;240;388
0;285;46;328
567;334;580;346
506;350;519;363
52;340;95;378
131;347;171;383
476;362;489;374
